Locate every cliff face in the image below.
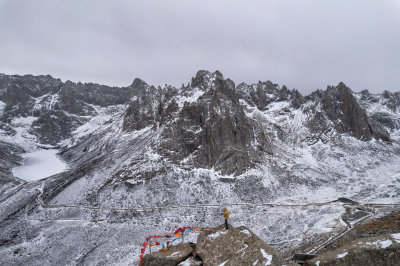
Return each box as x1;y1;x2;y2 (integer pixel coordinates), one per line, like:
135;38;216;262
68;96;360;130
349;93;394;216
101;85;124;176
157;71;271;175
320;82;389;141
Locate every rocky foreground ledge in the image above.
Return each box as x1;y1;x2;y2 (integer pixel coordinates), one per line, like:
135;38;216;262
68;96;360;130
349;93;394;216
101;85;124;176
142;224;284;266
306;233;400;265
142;222;400;266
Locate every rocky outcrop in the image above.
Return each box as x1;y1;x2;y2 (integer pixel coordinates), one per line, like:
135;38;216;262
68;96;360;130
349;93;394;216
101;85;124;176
122;79;159;132
236;81;302;110
318;82;390;141
58;80;136;115
0;141;24;193
142;225;283;266
306;233;400;266
196;224;282;266
142;243;195;266
356;89;400;132
30;110;84;145
157;71;272;175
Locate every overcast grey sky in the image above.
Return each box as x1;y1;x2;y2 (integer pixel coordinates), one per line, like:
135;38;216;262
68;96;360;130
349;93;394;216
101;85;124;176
0;0;399;94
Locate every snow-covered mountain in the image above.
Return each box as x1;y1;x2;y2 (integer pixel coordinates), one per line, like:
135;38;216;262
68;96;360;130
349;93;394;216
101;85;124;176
0;71;399;265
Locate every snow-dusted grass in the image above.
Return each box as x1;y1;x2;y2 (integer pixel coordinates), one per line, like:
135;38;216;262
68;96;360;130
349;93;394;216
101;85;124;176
12;149;67;181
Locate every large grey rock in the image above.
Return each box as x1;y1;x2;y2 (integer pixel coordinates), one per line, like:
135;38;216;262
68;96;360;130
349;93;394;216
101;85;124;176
196;224;282;266
306;233;400;266
122;79;160;132
142;243;194;266
320;82;390;141
157;70;272;175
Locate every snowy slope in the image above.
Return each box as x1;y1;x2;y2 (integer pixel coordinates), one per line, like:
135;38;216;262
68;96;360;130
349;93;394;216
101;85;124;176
0;71;399;265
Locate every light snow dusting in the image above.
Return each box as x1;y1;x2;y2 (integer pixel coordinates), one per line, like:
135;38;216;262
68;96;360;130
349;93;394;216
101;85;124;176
177;87;203;108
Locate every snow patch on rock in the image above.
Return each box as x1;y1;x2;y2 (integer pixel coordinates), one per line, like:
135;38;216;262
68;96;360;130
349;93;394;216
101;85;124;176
260;248;273;265
337;251;348;258
208;230;227;240
391;233;400;243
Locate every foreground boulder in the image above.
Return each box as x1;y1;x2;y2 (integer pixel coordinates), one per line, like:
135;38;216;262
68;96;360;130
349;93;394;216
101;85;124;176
306;233;400;265
196;224;282;265
142;243;194;266
177;256;203;266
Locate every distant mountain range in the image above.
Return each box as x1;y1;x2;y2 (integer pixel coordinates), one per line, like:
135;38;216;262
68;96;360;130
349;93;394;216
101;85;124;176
1;71;399;265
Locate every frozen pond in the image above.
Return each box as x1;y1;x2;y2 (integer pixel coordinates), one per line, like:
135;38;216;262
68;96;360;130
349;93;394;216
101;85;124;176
12;149;67;182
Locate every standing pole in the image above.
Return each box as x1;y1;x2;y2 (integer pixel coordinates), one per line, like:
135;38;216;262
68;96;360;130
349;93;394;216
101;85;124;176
149;237;151;254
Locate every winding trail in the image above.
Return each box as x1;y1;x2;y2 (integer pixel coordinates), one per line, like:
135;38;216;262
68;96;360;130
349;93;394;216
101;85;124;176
34;179;399;212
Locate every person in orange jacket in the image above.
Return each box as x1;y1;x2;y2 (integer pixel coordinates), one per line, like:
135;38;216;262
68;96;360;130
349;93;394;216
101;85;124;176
223;207;230;230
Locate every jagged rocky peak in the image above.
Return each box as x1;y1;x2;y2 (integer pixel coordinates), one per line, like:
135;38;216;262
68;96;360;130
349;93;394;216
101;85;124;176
236;80;304;110
321;82;390;141
0;74;62;97
381;90;400;112
131;77;148;88
122;78;160;132
358;89;376;102
155;70;271;175
0;74;63;121
191;70;224;90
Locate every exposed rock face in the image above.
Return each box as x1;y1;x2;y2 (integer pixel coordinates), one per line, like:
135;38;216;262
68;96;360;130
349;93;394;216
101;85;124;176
142;243;195;266
157;71;272;175
30;110;84;145
306;233;400;266
236;80;301;110
356;89;400;132
122;78;159;132
320;82;389;141
0;74;139;145
196;224;282;266
0;141;24;193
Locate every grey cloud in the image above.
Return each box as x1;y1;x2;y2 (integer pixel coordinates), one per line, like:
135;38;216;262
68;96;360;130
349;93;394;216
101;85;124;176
0;0;399;94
